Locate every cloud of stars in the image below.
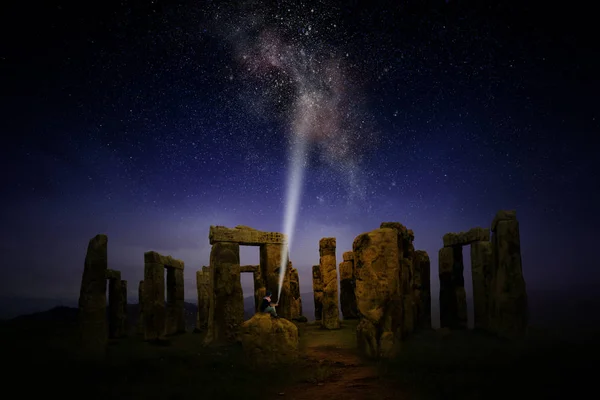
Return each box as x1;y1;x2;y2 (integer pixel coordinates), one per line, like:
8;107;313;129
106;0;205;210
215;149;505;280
208;1;378;203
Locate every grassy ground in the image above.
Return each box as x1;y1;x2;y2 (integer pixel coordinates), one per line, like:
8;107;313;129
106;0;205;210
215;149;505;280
378;326;600;399
2;314;597;399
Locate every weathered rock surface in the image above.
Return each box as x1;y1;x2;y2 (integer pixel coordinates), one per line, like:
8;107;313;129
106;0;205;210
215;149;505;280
491;209;517;231
196;267;210;332
471;241;493;330
353;228;402;358
119;280;127;337
144;251;184;269
78;234;108;357
143;251;185;341
240;313;298;367
414;250;431;329
443;227;490;247
438;245;467;330
239;265;258;273
253;264;266;312
312;265;323;321
107;269;123;339
339;251;358;319
137;280;144;335
166;267;186;335
489;210;528;338
205;242;244;344
260;243;288;310
289;266;303;319
320;237;340;329
210;225;287;245
380;222;416;337
276;264;293;319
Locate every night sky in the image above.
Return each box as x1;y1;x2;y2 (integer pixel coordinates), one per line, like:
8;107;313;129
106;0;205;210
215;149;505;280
1;0;598;323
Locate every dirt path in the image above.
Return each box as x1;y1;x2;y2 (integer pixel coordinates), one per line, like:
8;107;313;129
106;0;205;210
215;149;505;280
274;322;400;400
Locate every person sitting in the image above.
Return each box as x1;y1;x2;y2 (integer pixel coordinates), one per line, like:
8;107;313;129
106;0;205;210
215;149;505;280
259;291;279;318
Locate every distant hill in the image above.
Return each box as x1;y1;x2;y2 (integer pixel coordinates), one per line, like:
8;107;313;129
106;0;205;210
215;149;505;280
4;288;598;331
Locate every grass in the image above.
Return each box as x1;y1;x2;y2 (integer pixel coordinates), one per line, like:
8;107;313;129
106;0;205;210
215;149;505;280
2;314;597;399
378;327;600;399
1;317;309;400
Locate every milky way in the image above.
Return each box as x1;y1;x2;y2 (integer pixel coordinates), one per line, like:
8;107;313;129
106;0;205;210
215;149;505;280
211;1;377;202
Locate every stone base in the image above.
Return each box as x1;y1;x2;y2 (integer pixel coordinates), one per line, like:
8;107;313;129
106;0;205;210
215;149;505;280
240;313;298;367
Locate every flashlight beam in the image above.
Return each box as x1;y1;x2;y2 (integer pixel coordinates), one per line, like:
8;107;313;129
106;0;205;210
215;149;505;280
277;135;308;301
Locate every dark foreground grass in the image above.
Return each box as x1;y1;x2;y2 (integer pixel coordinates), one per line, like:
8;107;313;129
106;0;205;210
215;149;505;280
0;318;322;400
3;315;598;399
378;327;600;399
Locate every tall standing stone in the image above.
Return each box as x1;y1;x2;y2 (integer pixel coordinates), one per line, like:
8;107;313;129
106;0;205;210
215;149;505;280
137;280;144;335
312;265;323;321
260;243;288;307
253;264;266;312
414;250;431;329
166;267;186;335
319;237;340;329
143;252;165;341
380;222;416;336
277;265;293;319
439;247;456;329
289;266;303;319
452;246;468;329
353;228;402;358
438;246;467;329
471;241;493;330
119;280;128;337
205;242;244;344
196;267;210;331
107;269;122;339
489;210;528;338
339;251;358;319
78;234;108;358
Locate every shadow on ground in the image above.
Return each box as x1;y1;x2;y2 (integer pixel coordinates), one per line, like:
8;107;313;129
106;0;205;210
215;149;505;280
1;310;597;399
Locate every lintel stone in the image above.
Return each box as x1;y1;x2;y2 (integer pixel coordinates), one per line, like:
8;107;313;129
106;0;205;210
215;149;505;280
106;269;121;280
491;209;517;232
209;225;287;245
443;227;490;247
144;251;184;269
240;265;259;273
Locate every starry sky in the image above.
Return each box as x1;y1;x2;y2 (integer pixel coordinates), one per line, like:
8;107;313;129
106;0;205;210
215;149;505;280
1;0;598;323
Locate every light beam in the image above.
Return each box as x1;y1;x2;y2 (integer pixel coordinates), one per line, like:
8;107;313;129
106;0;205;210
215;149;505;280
277;134;308;301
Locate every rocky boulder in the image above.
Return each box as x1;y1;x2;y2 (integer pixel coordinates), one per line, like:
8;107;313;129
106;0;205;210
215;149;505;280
240;313;299;367
353;228;403;358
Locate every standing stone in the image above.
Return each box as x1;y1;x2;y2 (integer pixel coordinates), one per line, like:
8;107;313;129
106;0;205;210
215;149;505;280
438;247;456;329
143;254;165;341
196;267;210;332
319;237;339;329
137;280;144;335
277;265;293;319
253;265;266;312
260;243;288;307
452;246;468;329
119;280;128;337
471;241;493;330
107;269;122;339
205;242;244;344
166;267;185;335
380;222;416;336
78;234;108;358
353;228;402;358
489;210;528;338
289;266;303;319
312;265;323;321
414;250;432;329
339;251;358;319
438;246;467;329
